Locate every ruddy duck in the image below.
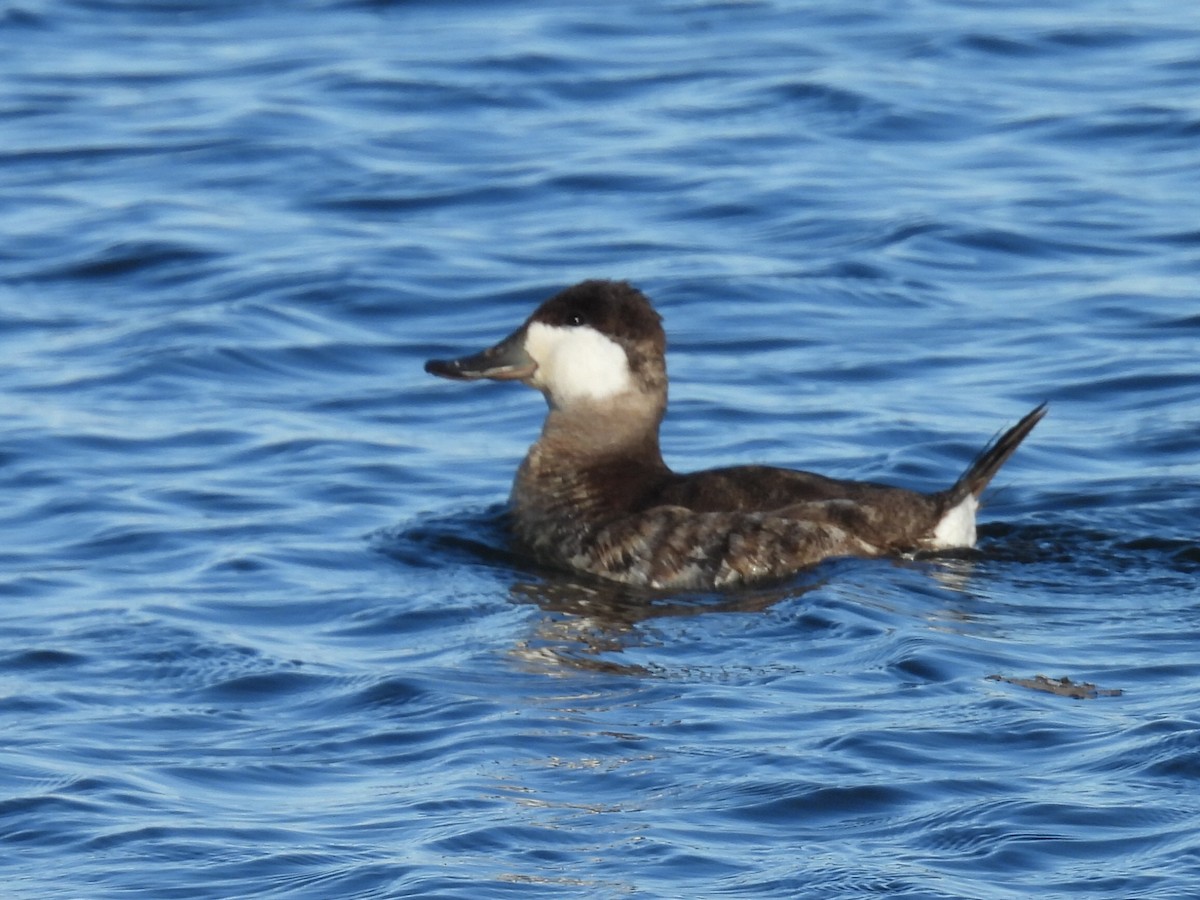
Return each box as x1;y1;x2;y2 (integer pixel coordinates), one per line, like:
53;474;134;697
425;280;1045;590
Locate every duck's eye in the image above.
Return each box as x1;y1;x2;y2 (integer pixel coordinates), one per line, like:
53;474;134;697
565;313;586;327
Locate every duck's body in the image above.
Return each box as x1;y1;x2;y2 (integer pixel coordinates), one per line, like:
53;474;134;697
426;280;1044;590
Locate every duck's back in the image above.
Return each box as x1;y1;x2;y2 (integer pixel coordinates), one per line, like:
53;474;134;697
652;464;928;512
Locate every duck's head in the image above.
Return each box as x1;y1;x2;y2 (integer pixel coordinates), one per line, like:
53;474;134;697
425;280;667;413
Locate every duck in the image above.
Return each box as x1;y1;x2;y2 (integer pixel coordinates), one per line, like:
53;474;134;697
425;279;1045;591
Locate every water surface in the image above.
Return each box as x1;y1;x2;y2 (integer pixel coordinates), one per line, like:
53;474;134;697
2;1;1199;897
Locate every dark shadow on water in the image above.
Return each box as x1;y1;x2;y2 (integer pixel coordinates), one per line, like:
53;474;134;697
981;521;1200;578
371;503;517;573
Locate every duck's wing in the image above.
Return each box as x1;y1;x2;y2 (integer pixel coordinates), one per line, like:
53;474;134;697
572;498;923;591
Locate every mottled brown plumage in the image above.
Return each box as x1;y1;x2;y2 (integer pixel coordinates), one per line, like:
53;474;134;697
426;280;1045;590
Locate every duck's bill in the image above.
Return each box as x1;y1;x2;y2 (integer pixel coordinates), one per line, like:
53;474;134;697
424;329;537;381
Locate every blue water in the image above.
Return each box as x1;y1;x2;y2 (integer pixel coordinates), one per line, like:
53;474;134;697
3;1;1199;896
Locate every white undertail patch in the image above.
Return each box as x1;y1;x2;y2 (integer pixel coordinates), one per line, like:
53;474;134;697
930;494;978;550
524;321;634;405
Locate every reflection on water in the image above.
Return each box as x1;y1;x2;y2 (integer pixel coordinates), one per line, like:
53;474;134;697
508;575;821;675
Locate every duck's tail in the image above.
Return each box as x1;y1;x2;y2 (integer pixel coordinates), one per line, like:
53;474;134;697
927;402;1046;550
950;402;1047;504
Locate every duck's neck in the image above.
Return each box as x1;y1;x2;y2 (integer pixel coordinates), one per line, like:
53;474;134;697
546;393;664;455
513;393;671;520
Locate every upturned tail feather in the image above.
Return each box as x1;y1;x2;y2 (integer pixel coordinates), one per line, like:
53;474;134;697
950;402;1047;503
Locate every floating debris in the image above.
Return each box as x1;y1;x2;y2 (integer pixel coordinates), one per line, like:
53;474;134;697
987;673;1123;700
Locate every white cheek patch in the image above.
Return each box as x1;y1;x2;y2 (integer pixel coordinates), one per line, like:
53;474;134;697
930;494;978;549
524;321;634;404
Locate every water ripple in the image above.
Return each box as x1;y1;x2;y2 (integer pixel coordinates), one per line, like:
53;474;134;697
3;0;1200;897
